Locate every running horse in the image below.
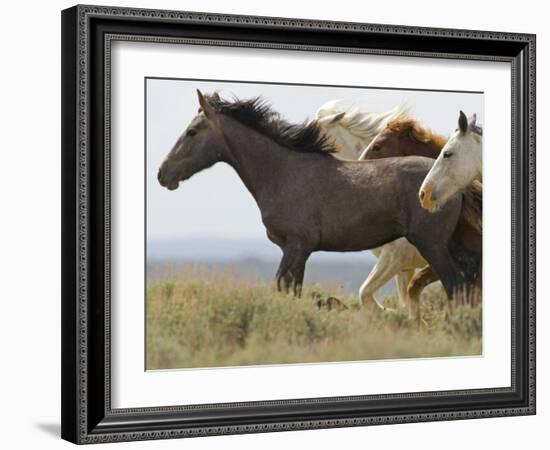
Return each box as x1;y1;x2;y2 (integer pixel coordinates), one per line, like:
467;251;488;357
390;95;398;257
361;115;482;314
314;101;421;309
419;111;483;212
158;91;479;305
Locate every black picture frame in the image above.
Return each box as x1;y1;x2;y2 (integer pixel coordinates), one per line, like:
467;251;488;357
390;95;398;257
61;4;536;444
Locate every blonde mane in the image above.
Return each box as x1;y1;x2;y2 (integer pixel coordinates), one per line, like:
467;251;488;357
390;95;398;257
315;100;410;142
386;117;448;150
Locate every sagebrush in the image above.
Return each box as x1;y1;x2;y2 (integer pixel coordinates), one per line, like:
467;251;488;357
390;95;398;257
146;267;482;369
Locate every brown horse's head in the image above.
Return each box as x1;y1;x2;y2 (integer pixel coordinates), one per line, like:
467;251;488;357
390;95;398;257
157;90;225;190
359;118;446;160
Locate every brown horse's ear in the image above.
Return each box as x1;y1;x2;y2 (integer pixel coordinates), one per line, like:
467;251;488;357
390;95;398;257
458;110;468;134
410;127;430;143
197;89;215;119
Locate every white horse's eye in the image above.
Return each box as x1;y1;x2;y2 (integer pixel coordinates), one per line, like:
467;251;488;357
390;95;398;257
443;151;453;159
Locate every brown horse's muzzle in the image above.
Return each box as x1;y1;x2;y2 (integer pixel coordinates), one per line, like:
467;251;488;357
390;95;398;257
419;182;438;213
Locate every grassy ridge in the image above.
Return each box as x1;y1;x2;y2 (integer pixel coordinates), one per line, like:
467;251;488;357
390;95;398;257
146;268;482;370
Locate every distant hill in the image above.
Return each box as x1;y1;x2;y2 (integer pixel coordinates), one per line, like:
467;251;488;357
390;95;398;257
147;237;395;294
146;237;397;296
148;259;388;296
147;237;378;264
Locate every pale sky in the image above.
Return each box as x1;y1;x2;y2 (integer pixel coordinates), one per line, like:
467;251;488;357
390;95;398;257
146;79;483;244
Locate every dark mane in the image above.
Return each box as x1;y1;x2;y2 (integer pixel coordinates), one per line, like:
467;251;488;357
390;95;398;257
207;94;337;155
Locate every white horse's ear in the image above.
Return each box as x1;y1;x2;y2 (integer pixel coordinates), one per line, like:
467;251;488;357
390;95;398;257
468;113;477;129
197;89;215;119
330;111;346;124
458;110;468;134
318;112;345;125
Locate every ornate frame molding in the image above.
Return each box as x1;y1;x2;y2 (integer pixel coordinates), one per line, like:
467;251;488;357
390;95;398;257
61;4;536;444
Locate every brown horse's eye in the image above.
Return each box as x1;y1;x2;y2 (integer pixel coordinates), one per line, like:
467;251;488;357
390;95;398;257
372;144;381;151
186;128;197;137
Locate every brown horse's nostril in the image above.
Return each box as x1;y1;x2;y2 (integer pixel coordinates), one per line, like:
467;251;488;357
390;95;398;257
157;168;162;182
419;190;425;200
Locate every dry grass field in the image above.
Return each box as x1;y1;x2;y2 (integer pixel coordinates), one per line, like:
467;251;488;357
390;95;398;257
146;266;482;370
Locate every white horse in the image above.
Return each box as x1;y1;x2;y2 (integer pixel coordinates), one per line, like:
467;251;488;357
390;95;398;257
419;111;482;213
313;100;426;310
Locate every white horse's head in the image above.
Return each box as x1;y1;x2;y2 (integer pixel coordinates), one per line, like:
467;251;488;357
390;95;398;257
419;111;482;212
313;100;408;160
313;101;366;160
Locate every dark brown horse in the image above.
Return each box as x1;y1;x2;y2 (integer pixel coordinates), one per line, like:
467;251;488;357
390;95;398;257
158;91;480;304
360;117;482;314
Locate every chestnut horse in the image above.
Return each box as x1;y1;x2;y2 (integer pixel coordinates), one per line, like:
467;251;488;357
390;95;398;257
361;116;482;316
158;91;480;309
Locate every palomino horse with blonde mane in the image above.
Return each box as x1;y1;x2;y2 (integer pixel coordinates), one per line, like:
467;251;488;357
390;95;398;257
361;115;482;318
314;100;408;160
158;91;479;304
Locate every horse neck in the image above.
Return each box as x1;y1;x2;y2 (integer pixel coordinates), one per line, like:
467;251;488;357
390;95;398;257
455;134;482;182
338;135;369;160
405;136;445;159
473;141;483;180
330;126;372;160
216;116;289;203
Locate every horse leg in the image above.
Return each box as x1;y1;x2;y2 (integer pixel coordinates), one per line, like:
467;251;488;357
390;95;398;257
275;252;293;294
460;257;482;307
275;241;311;297
288;249;310;297
359;251;397;310
407;265;439;326
406;235;464;307
425;249;463;321
472;256;483;306
396;270;415;309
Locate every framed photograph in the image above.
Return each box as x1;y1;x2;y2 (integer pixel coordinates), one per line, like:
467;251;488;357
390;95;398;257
61;4;536;444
